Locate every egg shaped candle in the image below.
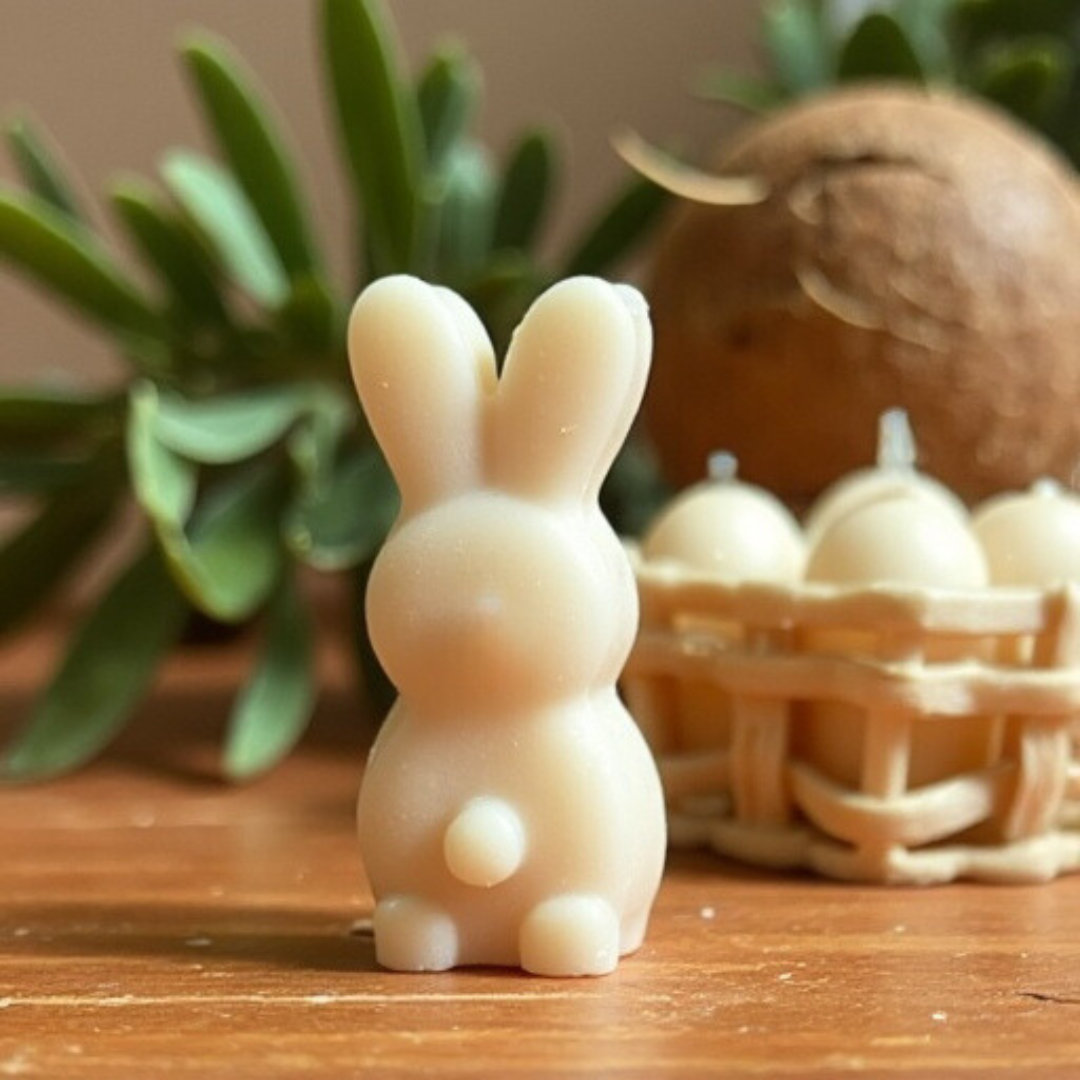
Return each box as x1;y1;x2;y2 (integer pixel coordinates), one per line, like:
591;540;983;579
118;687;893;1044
801;494;991;792
972;478;1080;669
643;452;805;583
641;453;805;759
972;478;1080;587
804;409;967;546
805;494;988;590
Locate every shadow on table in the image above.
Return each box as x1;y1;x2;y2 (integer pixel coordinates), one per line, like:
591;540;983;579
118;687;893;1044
1;899;613;985
1;899;382;975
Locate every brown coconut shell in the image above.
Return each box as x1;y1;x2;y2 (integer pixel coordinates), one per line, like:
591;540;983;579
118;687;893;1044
644;84;1080;506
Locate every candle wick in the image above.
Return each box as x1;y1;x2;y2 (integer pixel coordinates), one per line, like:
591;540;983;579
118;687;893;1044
1032;476;1063;497
707;450;739;484
877;408;917;472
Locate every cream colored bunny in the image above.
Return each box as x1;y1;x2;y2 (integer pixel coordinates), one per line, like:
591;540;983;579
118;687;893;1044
349;275;666;976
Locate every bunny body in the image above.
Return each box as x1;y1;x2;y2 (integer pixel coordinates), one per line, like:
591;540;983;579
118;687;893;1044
350;276;665;976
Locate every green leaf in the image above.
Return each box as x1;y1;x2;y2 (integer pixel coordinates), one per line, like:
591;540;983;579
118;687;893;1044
5;113;85;222
285;391;353;493
460;250;539;355
161;464;287;623
0;457;119;637
276;272;338;352
0;455;89;494
285;446;398;570
223;574;316;780
119;332;173;379
127;386;288;621
693;69;790;112
127;383;197;525
182;33;323;281
561;174;668;278
1;545;189;782
837;13;926;83
130;399;292;625
323;0;424;274
0;388;118;447
492;129;556;253
971;38;1073;128
150;384;331;465
0;187;162;338
888;0;955;78
951;0;1078;46
161;150;289;308
762;0;833;94
433;141;495;279
462;250;538;309
416;45;482;176
111;177;231;327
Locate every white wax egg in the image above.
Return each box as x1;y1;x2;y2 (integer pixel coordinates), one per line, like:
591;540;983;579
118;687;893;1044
805;468;968;547
641;454;804;758
804;409;967;545
800;494;990;793
971;479;1080;587
805;494;988;589
643;453;804;583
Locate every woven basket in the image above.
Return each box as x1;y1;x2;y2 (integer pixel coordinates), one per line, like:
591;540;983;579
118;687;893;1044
623;545;1080;884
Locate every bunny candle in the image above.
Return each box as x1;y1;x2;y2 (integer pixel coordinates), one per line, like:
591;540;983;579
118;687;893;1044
349;275;666;977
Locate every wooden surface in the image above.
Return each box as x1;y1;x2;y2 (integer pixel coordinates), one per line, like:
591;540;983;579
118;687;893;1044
2;616;1080;1078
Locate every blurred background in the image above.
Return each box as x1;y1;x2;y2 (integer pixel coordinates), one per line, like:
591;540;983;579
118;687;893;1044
8;0;1080;784
0;0;758;384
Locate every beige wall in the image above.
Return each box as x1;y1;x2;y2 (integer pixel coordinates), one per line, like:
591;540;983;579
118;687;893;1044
0;0;759;384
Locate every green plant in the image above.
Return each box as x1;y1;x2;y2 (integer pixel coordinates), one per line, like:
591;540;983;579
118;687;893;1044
0;0;667;782
700;0;1080;163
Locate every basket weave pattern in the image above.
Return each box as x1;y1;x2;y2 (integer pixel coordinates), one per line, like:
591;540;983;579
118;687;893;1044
624;548;1080;884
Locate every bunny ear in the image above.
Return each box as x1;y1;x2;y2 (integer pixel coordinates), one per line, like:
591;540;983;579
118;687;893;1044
492;277;651;505
348;276;496;514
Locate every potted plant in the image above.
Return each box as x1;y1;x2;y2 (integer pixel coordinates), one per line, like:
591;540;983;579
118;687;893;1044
0;0;668;782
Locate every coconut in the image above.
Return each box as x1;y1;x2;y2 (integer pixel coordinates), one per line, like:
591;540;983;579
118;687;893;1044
643;84;1080;506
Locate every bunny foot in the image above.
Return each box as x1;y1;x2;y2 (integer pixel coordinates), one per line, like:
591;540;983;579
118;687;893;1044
519;895;620;977
373;895;458;972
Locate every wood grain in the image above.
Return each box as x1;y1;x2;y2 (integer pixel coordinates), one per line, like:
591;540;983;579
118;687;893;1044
1;614;1079;1078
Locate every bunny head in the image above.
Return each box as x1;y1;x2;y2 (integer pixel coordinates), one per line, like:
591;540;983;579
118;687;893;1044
348;275;651;717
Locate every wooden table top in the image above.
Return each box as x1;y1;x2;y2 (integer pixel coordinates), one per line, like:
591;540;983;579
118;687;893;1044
1;615;1079;1078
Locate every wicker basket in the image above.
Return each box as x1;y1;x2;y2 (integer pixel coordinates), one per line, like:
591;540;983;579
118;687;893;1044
623;545;1080;884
